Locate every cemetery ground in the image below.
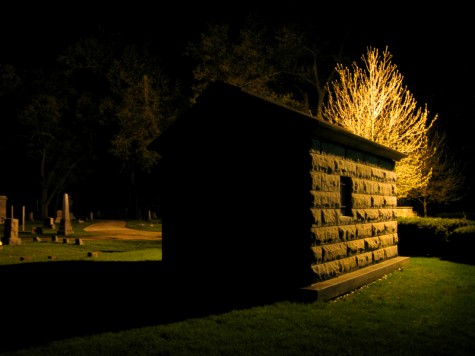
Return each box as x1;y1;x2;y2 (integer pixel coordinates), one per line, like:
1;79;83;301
0;221;475;354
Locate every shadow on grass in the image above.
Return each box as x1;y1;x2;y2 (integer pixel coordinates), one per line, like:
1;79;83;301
0;261;299;353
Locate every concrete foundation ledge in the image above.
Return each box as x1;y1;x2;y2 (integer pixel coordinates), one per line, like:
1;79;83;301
301;256;410;301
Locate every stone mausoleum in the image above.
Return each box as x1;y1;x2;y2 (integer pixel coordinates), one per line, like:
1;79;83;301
155;82;409;300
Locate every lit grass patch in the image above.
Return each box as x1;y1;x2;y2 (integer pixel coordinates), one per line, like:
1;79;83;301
0;238;162;265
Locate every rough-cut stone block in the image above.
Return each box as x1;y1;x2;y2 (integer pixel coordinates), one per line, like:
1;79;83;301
311;226;339;244
379;234;396;247
321;209;339;225
393;233;399;244
372;222;388;236
339;256;358;273
381;183;397;196
338;225;357;241
355;209;366;222
365;237;381;251
356;223;373;238
311;209;323;226
356;164;372;179
373;248;386;262
384;245;399;259
371;195;385;208
379;209;396;220
312;153;334;173
385;221;398;233
321;174;339;192
347;240;365;256
311;260;341;280
384;195;397;207
311;246;323;263
323;242;348;262
371;167;386;181
337;159;357;177
311;191;340;208
352;178;365;194
366;180;381;195
353;194;372;208
311;172;324;190
386;171;397;182
356;252;374;267
364;209;380;221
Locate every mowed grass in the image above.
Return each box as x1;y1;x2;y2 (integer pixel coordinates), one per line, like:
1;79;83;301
1;257;474;355
0;219;162;265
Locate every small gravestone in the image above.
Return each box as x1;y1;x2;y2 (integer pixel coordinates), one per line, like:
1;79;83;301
75;238;83;245
55;210;62;224
0;196;7;224
51;235;58;242
33;236;41;242
2;218;21;245
43;217;55;229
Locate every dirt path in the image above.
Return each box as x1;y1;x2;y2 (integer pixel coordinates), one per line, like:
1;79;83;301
82;220;162;240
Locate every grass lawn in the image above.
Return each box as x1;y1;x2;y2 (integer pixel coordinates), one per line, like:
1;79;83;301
0;219;162;265
0;256;474;355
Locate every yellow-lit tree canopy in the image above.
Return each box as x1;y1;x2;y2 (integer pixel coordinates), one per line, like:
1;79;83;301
322;47;437;199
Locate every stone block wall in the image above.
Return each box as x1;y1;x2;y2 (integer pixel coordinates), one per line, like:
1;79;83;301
309;140;399;282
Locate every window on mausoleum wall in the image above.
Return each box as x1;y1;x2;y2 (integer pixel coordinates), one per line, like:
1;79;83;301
340;176;352;216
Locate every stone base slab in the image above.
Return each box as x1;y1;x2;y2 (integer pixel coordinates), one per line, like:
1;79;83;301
301;256;410;301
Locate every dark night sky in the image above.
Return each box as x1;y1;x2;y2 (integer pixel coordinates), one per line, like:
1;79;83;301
1;2;474;210
2;2;473;126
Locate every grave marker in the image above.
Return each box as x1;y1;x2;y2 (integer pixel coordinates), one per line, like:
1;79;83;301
58;193;74;236
0;196;7;223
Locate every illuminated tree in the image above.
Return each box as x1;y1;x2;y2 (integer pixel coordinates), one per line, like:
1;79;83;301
322;47;437;199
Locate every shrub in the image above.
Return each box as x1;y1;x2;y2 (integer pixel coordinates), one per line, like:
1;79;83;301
446;225;475;263
397;216;475;258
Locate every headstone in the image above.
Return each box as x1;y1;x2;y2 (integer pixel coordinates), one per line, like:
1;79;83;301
58;193;74;236
2;218;21;245
55;210;63;224
28;212;34;221
43;217;55;229
0;196;7;224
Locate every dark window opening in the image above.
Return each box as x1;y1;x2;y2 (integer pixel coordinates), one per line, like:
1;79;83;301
340;176;352;216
